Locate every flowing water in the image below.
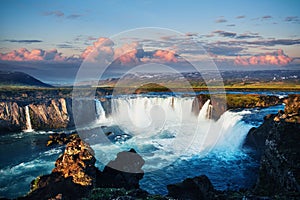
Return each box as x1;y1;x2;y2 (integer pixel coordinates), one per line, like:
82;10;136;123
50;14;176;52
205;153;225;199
0;95;285;198
24;106;33;132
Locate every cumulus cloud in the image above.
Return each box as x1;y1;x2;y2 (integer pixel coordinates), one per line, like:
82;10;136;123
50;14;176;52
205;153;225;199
81;37;114;63
234;49;292;66
0;48;78;62
114;42;141;65
81;37;178;65
153;50;178;62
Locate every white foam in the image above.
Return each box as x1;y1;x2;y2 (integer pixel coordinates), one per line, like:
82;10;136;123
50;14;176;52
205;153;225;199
91;96;252;172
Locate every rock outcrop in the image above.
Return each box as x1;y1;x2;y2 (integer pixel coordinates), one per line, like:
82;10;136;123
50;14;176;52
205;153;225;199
167;175;216;200
46;132;79;146
0;102;26;133
25;138;99;199
0;98;105;132
29;98;73;130
97;148;145;190
23;136;147;200
244;94;300;197
192;94;281;120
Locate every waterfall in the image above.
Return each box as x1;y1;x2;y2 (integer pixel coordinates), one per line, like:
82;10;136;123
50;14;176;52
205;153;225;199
111;96;195;134
94;99;107;122
207;104;213;119
91;96;252;173
198;100;211;120
24;106;33;132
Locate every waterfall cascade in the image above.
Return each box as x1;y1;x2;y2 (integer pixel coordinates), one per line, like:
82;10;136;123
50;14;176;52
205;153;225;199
24;105;33;132
90;96;251;173
95;99;107;122
198;100;211;121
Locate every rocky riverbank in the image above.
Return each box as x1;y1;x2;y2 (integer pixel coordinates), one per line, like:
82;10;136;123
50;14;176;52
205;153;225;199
192;94;282;120
243;94;300;198
1;92;284;133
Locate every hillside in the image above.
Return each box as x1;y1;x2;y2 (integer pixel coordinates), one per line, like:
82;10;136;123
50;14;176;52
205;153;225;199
0;71;53;88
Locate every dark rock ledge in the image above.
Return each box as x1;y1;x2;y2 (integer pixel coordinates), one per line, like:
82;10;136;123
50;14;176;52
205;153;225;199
243;94;300;199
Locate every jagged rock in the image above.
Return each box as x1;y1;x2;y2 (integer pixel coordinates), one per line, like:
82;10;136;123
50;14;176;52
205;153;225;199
23;136;148;199
97;148;145;190
0;102;26;133
47;132;79;146
24;138;100;200
243;95;300;197
52;138;98;186
29;98;73;130
167;175;216;200
192;94;281;120
284;94;300;115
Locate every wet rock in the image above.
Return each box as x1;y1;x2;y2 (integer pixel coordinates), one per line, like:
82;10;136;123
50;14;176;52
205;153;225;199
192;94;281;120
283;94;300;115
29;98;73;130
97;148;145;190
24;138;99;200
47;132;79;146
167;175;216;200
0;102;26;133
243;94;300;197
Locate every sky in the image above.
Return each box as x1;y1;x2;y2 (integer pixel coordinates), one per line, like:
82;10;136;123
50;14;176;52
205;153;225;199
0;0;299;83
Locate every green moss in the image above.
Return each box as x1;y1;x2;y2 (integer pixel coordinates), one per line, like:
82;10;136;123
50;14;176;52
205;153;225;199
82;188;128;200
31;176;41;192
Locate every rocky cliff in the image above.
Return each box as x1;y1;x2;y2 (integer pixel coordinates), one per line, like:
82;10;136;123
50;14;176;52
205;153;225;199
244;94;300;198
29;98;73;130
0;101;26;132
192;94;282;120
0;98;74;133
0;98;104;133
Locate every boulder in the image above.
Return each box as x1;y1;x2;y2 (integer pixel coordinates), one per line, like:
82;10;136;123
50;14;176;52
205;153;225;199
46;132;79;146
24;138;100;200
167;175;216;200
97;148;145;190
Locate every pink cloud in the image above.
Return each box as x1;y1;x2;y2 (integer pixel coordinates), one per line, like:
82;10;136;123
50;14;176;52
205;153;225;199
114;42;140;65
234;49;293;66
0;48;76;62
81;37;114;63
153;50;178;62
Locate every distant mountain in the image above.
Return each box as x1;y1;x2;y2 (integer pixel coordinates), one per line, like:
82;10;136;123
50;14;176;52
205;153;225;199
0;71;53;87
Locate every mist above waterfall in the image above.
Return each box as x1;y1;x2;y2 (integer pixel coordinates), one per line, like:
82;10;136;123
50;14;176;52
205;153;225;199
90;96;252;172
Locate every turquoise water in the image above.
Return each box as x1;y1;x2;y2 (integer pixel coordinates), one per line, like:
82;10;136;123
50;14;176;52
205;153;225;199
0;99;284;199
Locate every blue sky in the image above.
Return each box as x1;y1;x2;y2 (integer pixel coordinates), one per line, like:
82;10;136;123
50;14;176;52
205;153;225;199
0;0;299;71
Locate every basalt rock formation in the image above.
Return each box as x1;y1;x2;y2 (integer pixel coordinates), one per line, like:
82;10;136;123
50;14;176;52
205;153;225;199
29;98;73;130
0;102;26;133
24;138;99;200
167;175;216;200
22;136;147;200
0;98;105;133
192;94;281;120
97;148;145;190
244;94;300;198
